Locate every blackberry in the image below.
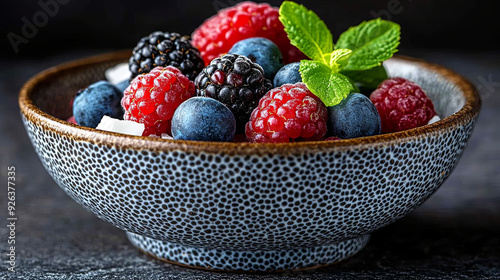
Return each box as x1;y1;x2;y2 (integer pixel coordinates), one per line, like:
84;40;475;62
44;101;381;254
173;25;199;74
194;54;273;131
129;31;204;81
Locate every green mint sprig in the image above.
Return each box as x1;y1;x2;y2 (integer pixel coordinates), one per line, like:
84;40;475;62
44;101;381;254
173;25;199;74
336;18;401;71
299;50;356;106
279;1;400;106
278;0;333;64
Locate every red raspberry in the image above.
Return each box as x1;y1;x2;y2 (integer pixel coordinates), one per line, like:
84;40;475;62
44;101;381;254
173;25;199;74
370;77;437;133
191;1;306;66
121;66;195;136
245;83;328;143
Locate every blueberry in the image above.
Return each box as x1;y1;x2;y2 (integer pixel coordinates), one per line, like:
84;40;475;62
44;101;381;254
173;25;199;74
171;97;236;142
229;37;283;80
73;81;124;128
115;79;130;93
273;62;302;87
327;93;381;139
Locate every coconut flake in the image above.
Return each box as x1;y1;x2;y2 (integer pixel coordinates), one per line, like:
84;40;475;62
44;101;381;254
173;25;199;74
161;133;174;140
427;115;441;125
105;63;130;85
96;116;144;136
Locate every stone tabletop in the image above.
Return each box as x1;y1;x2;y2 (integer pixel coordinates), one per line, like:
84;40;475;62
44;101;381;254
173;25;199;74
0;50;499;279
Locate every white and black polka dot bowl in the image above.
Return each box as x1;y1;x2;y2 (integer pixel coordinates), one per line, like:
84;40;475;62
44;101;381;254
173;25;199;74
19;51;480;272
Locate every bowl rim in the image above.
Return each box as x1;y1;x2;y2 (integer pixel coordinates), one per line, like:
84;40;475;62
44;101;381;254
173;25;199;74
19;51;481;155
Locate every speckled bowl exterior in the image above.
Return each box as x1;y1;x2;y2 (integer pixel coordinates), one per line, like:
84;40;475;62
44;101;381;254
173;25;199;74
19;51;480;271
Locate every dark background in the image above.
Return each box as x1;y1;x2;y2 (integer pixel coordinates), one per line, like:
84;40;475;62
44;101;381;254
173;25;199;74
1;0;498;59
1;1;499;279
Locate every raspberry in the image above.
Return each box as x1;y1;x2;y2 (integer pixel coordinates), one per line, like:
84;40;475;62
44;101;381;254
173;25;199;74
191;1;306;65
194;53;273;132
245;83;328;143
370;77;437;133
129;31;204;81
121;66;195;136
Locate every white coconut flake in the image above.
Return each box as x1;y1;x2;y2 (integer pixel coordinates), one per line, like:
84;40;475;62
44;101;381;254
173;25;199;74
96;116;144;136
105;63;130;85
427;115;441;125
161;133;174;140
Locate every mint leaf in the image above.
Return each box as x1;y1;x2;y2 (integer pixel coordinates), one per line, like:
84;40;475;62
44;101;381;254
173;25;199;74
327;49;352;71
279;1;333;63
280;2;400;106
335;18;400;71
342;65;388;89
300;60;355;106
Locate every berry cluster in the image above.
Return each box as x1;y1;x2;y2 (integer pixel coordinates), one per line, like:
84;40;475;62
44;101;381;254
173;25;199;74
194;53;273;131
70;1;437;144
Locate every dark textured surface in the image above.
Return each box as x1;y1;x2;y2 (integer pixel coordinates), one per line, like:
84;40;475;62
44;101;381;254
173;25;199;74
1;50;499;279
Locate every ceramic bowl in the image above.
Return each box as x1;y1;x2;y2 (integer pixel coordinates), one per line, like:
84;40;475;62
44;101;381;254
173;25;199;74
19;51;480;272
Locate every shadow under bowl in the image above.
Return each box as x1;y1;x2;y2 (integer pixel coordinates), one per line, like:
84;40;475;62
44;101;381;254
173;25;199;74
19;51;480;271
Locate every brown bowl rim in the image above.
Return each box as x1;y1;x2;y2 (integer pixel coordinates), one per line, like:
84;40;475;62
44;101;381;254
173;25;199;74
19;51;481;155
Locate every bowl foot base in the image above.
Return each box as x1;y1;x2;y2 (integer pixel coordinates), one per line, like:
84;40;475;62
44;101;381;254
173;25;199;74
126;232;370;271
